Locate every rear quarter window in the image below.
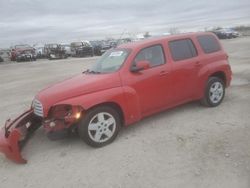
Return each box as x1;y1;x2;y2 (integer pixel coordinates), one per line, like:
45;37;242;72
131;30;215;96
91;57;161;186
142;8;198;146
197;35;221;53
169;39;197;61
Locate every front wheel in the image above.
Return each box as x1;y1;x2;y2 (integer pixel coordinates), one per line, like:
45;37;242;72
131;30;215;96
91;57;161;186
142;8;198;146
78;106;121;147
201;77;225;107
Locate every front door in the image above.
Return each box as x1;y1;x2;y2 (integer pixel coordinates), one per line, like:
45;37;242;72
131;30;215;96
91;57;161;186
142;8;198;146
123;44;172;116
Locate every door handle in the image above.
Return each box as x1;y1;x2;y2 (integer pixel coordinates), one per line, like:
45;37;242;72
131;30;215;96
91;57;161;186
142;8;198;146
159;71;168;76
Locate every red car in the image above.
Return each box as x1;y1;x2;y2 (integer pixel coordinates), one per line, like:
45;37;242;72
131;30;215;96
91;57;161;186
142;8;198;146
10;44;36;61
0;32;232;163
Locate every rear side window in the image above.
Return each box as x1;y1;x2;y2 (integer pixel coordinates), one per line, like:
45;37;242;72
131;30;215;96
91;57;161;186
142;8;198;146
197;35;221;53
169;39;197;61
134;45;165;67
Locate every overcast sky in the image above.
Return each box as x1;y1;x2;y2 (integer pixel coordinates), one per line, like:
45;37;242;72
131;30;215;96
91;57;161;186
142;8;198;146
0;0;250;47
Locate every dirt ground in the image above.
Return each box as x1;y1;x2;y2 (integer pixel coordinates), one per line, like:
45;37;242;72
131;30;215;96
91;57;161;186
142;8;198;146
0;37;250;188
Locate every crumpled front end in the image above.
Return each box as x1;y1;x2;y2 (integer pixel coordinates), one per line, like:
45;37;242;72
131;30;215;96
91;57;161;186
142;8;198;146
0;99;84;164
0;110;41;164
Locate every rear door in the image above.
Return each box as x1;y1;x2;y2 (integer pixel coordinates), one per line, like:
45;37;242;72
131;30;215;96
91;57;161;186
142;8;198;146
168;38;200;103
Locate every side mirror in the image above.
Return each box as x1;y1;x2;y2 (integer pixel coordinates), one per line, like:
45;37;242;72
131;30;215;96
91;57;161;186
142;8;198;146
131;60;150;72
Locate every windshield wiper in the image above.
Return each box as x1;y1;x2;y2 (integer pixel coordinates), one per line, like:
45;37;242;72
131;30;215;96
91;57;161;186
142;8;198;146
82;69;101;74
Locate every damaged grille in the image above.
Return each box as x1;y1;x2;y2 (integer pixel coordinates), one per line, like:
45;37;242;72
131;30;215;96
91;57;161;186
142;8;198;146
33;99;44;117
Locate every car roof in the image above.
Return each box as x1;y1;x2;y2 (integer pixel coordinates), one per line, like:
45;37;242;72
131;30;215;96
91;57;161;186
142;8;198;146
118;32;215;50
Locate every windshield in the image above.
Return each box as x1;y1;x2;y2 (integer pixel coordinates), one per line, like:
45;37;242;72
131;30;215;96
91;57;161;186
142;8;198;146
90;49;129;73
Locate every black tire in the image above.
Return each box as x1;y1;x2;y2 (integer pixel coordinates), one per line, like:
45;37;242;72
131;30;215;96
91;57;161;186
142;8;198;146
201;77;225;107
78;106;121;147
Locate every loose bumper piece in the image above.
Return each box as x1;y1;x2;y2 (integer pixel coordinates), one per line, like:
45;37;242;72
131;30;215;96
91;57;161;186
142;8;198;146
0;110;41;164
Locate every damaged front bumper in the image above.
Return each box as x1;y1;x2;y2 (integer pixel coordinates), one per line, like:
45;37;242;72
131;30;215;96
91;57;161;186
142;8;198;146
0;110;41;164
0;105;83;164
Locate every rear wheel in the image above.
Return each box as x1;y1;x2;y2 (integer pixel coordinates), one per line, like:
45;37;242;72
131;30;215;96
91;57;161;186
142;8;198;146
78;106;121;147
201;77;225;107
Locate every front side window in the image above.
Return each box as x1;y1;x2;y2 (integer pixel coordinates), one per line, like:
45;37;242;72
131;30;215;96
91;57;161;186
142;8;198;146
169;39;197;61
90;49;130;73
197;35;221;54
134;45;165;67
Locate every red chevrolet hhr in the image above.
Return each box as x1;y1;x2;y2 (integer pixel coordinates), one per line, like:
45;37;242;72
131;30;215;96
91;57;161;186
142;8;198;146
0;32;232;163
37;32;231;146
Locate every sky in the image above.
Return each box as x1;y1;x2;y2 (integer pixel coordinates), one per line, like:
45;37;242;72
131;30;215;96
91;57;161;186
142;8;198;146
0;0;250;47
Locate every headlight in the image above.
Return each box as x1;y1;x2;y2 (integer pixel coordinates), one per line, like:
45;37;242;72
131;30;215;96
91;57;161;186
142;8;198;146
49;104;72;119
49;104;83;120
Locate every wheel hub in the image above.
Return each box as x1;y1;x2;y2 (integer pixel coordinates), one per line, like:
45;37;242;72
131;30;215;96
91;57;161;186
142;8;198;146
209;82;224;103
88;112;116;143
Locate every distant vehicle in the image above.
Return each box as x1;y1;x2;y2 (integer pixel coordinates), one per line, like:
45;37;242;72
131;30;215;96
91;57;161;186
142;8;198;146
213;28;240;39
16;49;37;62
33;44;46;59
10;44;36;61
61;44;72;57
35;47;45;59
70;41;94;57
117;38;132;46
90;41;112;56
0;49;10;62
101;41;114;54
89;41;102;56
44;44;67;60
90;40;117;56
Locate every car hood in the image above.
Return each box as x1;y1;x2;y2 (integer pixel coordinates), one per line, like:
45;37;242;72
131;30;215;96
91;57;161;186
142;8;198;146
36;72;121;112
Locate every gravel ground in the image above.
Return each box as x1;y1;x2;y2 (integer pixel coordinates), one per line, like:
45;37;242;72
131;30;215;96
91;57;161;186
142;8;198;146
0;37;250;188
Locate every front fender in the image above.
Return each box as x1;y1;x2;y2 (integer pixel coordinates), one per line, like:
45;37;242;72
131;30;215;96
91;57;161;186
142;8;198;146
55;87;142;126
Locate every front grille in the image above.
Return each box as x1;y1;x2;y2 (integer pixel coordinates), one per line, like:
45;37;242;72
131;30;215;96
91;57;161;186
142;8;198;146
33;99;44;117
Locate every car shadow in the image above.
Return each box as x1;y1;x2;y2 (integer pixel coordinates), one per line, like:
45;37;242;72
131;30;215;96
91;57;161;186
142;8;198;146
118;101;202;137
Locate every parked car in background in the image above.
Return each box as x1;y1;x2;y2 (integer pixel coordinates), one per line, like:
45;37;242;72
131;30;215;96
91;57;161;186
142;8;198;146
35;47;45;59
117;38;132;46
90;40;117;56
89;41;103;56
44;44;67;60
33;43;46;59
61;44;72;57
213;28;240;39
100;41;113;54
10;44;36;61
0;49;10;62
70;41;94;57
16;49;36;62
